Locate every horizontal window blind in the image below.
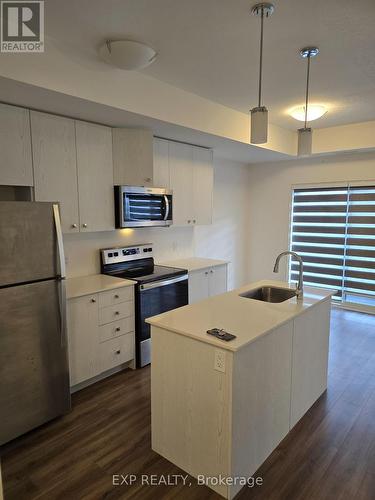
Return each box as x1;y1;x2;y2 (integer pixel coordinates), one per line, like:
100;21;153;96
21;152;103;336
344;187;375;298
290;185;375;305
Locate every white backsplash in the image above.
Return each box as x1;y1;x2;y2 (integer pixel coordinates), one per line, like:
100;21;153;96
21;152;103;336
63;225;195;278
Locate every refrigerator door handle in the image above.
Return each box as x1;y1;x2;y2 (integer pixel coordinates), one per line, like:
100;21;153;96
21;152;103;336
58;278;68;348
53;204;66;279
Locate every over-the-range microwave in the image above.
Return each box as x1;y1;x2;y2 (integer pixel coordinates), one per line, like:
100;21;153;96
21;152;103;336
115;186;173;228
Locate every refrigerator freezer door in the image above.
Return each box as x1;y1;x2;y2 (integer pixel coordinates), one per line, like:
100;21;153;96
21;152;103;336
0;279;70;445
0;201;58;287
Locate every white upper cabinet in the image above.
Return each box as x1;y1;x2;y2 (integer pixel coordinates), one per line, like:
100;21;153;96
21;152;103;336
169;141;194;226
32;112;115;234
168;140;213;226
0;103;33;186
31;111;80;234
75;121;114;232
113;128;154;187
192;146;213;225
153;138;170;188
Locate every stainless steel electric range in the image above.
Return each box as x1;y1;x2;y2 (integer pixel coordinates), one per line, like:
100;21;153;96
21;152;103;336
101;244;188;367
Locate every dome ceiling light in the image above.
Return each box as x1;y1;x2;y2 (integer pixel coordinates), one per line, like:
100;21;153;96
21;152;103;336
99;40;158;70
250;2;275;145
298;46;319;156
290;104;327;122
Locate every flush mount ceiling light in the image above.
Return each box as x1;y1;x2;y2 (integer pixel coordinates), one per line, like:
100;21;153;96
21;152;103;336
297;46;319;157
250;2;275;144
290;104;327;122
99;40;158;70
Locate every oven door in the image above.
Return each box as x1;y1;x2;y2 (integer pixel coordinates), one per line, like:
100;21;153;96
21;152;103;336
116;186;173;228
136;274;188;367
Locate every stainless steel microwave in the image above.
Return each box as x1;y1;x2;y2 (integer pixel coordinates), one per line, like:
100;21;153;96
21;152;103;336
115;186;173;228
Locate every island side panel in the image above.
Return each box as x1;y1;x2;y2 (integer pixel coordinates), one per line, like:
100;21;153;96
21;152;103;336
151;326;233;498
230;321;293;499
290;298;331;428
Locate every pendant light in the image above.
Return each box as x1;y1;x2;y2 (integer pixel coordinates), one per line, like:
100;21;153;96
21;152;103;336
298;47;319;156
250;2;274;144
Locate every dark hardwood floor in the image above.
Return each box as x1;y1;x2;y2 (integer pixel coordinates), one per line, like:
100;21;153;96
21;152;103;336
2;308;375;499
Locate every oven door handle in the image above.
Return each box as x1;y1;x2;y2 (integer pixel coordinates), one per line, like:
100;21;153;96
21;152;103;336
163;195;170;221
140;274;188;291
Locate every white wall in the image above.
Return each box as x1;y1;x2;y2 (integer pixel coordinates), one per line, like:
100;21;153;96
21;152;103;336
64;157;251;289
195;157;251;290
247;152;375;282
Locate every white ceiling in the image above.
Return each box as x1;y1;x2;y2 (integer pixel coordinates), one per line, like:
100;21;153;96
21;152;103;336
46;0;375;130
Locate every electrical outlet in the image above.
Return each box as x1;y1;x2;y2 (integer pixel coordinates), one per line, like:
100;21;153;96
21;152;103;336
214;349;226;373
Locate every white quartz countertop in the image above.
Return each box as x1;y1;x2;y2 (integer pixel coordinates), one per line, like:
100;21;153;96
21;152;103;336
158;257;229;272
66;274;135;300
146;280;336;352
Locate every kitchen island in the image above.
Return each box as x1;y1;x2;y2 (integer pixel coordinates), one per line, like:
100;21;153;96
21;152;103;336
146;280;335;499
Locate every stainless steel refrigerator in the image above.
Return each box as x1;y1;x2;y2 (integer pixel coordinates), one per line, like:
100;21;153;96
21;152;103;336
0;201;71;445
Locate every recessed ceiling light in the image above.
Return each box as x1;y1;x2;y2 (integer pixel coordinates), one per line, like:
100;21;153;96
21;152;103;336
99;40;158;70
289;104;327;122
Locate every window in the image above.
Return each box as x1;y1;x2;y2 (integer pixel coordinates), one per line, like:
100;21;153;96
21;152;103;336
289;185;375;308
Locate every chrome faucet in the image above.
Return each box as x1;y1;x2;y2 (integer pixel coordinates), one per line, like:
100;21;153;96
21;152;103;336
273;251;304;299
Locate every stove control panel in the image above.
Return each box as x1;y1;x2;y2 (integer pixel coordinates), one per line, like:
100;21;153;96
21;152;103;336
101;243;153;265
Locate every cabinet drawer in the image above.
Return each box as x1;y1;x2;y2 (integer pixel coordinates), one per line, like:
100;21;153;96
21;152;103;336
99;333;134;372
98;286;134;308
99;317;134;343
99;301;134;325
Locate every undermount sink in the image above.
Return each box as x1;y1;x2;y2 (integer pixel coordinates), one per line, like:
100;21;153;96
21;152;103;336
239;286;297;303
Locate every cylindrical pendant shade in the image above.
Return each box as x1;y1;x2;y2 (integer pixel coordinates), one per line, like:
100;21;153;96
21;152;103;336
250;106;268;144
298;127;312;156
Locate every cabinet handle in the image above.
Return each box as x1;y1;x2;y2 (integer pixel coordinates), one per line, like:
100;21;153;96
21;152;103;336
193;219;196;224
144;177;152;183
115;311;120;315
91;298;96;303
210;269;214;274
71;223;78;229
116;327;121;332
115;349;121;355
82;223;88;228
205;271;208;275
114;294;119;299
187;220;191;224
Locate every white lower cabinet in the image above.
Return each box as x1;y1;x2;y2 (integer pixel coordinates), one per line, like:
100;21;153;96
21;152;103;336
99;334;135;373
188;264;228;304
67;294;99;386
67;286;135;388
